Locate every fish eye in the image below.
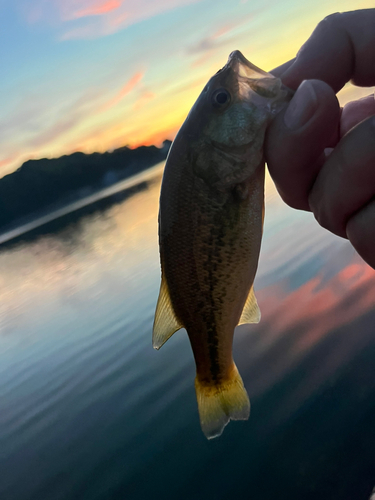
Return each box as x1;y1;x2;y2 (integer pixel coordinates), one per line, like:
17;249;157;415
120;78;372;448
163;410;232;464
211;88;231;108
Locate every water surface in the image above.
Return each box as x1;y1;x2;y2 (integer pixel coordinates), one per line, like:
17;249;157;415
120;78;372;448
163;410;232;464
1;166;375;500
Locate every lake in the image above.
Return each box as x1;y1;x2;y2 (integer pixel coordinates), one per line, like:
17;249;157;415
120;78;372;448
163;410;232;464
1;163;375;500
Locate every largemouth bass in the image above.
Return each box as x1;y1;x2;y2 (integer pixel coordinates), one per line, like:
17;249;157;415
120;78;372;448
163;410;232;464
153;51;292;439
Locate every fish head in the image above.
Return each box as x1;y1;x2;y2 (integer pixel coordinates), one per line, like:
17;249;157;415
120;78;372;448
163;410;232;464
181;50;293;189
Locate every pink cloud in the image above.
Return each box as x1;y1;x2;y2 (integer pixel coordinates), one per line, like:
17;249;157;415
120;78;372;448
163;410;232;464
59;0;202;40
71;0;122;19
0;157;16;169
116;72;144;98
24;0;202;39
101;71;144;112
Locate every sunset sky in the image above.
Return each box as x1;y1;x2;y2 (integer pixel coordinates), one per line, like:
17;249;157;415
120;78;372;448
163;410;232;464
1;0;373;177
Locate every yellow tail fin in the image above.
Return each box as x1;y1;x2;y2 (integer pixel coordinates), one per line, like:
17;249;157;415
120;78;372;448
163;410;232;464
195;364;250;439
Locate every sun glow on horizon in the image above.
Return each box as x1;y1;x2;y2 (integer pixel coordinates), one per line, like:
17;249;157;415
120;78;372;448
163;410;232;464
1;0;374;177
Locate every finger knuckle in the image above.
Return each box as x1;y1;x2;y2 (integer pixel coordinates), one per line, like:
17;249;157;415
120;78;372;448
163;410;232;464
279;188;308;211
309;196;328;229
320;12;344;30
297;13;344;59
308;187;333;233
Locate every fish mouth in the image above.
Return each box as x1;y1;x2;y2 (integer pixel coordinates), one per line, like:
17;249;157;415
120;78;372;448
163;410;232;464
226;50;272;80
225;50;294;105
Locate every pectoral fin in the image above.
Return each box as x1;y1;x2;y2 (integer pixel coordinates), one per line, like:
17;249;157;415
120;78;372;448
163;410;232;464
153;276;182;350
238;286;261;325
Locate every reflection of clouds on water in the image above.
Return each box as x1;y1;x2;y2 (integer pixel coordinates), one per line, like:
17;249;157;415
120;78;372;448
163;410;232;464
259;257;374;345
237;248;375;429
234;171;375;428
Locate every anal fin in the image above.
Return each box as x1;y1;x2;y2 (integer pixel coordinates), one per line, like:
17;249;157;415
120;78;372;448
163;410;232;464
153;276;182;350
238;286;261;325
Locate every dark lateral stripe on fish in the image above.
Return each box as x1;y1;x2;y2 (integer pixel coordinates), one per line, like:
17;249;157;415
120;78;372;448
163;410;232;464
206;212;226;383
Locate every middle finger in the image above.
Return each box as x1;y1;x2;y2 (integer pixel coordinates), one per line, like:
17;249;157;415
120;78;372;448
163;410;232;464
309;115;375;238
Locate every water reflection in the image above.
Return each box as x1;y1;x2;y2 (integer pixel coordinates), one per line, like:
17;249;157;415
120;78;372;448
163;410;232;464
0;166;375;500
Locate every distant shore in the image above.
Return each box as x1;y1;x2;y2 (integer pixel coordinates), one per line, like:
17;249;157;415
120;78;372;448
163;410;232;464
0;140;171;233
0;162;165;246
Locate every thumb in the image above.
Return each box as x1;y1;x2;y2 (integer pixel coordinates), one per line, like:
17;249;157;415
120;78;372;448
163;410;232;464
265;79;340;210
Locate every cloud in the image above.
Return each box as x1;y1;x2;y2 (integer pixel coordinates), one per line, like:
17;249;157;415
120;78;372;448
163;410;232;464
0;87;106;174
0;157;17;170
132;91;155;111
100;71;144;112
0;88;103;141
187;24;237;55
24;0;202;40
70;0;122;19
185;21;250;68
28;116;80;148
186;15;256;69
0;69;147;174
26;91;104;148
0;97;46;138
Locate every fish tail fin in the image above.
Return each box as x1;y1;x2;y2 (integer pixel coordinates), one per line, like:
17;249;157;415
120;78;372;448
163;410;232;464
194;364;250;439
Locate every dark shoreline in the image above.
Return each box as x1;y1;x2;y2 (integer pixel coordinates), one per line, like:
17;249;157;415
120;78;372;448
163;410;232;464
0;141;171;233
0;162;164;249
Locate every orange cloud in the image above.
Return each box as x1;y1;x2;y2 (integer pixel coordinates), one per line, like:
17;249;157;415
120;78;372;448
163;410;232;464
132;91;155;111
72;0;122;18
101;72;144;112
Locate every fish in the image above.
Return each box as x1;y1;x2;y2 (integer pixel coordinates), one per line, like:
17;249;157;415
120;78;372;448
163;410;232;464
153;50;293;439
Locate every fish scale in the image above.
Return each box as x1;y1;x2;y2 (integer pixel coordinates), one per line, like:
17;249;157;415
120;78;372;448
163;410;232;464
153;50;293;438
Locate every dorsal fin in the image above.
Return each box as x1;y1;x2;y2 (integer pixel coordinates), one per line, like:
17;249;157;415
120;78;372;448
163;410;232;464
153;276;182;350
238;286;261;325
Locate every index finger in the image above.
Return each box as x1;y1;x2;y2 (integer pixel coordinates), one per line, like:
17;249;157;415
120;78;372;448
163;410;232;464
270;59;295;78
279;9;375;92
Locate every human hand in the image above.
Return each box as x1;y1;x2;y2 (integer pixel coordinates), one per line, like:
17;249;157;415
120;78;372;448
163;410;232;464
265;9;375;269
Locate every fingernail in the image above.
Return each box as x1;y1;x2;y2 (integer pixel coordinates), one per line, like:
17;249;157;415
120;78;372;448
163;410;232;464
284;80;318;130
